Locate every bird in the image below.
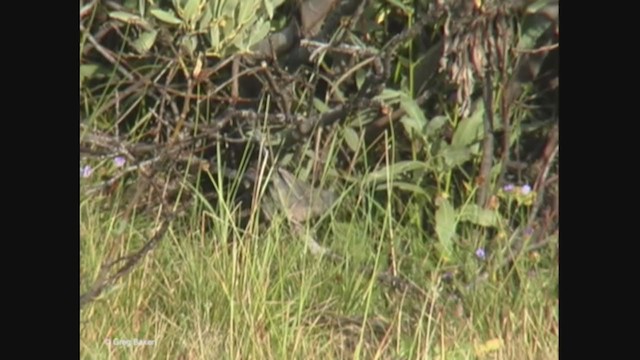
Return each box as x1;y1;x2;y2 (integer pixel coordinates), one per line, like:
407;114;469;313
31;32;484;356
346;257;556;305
263;167;337;255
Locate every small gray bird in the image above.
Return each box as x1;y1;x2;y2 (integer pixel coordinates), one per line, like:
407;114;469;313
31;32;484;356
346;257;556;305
263;167;337;255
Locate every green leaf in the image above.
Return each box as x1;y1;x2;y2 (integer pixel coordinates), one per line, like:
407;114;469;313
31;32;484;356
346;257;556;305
221;15;237;44
363;160;429;184
80;64;101;85
342;127;361;152
439;144;472;168
183;0;203;26
426;115;448;137
385;0;414;15
209;26;220;52
400;94;427;136
355;69;366;90
312;98;330;113
222;0;239;18
246;20;270;49
374;88;403;104
108;11;139;22
138;0;146;16
123;0;137;10
459;204;502;227
526;0;554;14
435;198;457;260
374;182;431;199
400;115;422;138
132;30;158;54
451;101;484;149
150;8;183;25
231;32;245;51
237;0;254;23
199;5;213;31
109;11;150;27
264;0;275;19
180;35;198;55
518;10;553;50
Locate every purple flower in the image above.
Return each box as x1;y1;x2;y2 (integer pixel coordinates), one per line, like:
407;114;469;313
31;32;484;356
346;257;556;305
503;184;515;192
81;165;93;178
524;227;534;237
114;156;126;167
520;184;532;195
475;248;486;260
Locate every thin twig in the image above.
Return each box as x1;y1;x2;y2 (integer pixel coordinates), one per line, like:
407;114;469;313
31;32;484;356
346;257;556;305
477;71;495;207
301;40;378;57
328;56;377;99
212;65;263;96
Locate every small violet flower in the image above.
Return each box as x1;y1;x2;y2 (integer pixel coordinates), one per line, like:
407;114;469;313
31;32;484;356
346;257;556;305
503;184;515;192
81;165;93;178
475;248;486;261
114;156;126;167
524;227;534;237
520;184;532;195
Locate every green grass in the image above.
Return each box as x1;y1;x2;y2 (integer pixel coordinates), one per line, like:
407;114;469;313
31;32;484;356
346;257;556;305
80;5;557;357
80;170;558;359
